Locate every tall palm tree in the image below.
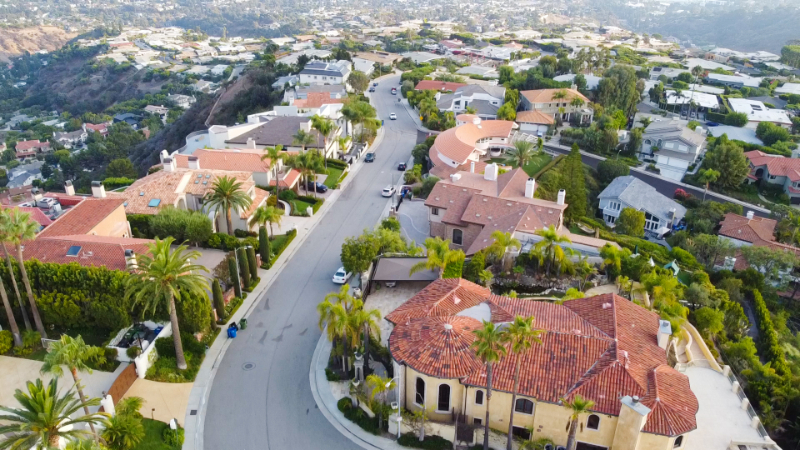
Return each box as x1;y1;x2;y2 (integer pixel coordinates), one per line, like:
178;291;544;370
0;378;107;450
204;175;253;236
409;237;463;277
487;231;521;273
311;115;336;164
533;226;573;277
248;205;282;239
503;140;536;169
349;298;381;372
0;210;29;332
261;144;286;194
286;151;324;197
564;394;596;450
124;237;209;370
292;128;318;154
366;374;395;432
600;244;630;281
4;208;46;338
341;101;376;143
472;321;507;450
318;286;354;373
337;136;351;157
502;316;543;450
697;168;720;201
40;335;106;436
0;228;20;347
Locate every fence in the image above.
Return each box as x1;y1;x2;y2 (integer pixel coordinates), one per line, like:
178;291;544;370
133;322;172;378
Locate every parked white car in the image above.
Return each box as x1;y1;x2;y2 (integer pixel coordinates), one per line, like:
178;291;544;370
389;113;397;120
332;267;351;284
382;186;396;197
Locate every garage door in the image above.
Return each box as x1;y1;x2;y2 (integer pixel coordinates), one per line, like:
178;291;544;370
792;196;800;205
576;443;608;450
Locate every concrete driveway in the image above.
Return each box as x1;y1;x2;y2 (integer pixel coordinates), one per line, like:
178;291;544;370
186;247;228;280
396;199;430;245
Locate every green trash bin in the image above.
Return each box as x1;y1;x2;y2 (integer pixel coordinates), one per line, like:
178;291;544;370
239;318;248;330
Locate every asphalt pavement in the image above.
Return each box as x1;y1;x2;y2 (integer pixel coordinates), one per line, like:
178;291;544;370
202;74;415;450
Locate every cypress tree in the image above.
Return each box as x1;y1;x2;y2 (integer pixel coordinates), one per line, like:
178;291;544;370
236;247;250;289
561;143;587;223
212;279;225;321
246;246;258;281
228;256;242;298
258;226;270;266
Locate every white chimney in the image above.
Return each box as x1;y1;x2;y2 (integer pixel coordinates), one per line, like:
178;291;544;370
91;181;106;198
31;188;42;201
163;157;176;172
159;149;169;163
472;117;482;128
746;211;754;220
124;249;138;272
658;320;672;350
246;137;257;150
484;163;499;181
64;180;75;196
525;177;535;199
470;161;475;173
557;189;566;205
188;155;200;170
450;173;461;182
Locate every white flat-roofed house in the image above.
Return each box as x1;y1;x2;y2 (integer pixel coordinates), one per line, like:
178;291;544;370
640;121;707;181
435;85;506;120
728;98;793;130
298;60;352;86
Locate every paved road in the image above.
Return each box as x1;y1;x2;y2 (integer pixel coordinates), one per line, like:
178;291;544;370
203;74;414;450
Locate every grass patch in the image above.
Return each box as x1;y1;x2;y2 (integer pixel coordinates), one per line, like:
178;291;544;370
290;199;315;215
677;271;693;286
337;397;382;434
324;167;344;187
132;418;177;450
145;329;219;383
398;433;453;450
490;153;552;177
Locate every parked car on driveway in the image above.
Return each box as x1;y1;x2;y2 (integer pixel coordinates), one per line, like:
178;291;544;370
382;186;396;197
305;181;328;193
365;152;375;162
332;267;351;284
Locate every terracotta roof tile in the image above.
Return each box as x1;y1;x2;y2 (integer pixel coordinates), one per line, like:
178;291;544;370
430;120;514;166
174;149;272;173
291;92;344;108
10;207;53;228
37;198;126;238
746;150;800;182
515;110;555;125
23;235;153;271
15;140;50;152
520;88;589;104
385;278;490;324
415;80;467;92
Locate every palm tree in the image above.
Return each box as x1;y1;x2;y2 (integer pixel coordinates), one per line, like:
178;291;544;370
478;269;493;289
349;297;381;372
341;101;376;143
318;286;354;373
204;175;253;236
472;321;507;450
0;378;107;450
286;151;324;197
311;115;336;164
519;436;555;450
40;335;107;436
292;128;318;154
599;244;630;281
486;231;521;272
0;210;30;332
261;145;286;194
503;140;536;169
124;237;209;370
249;205;282;239
409;237;463;277
101;397;145;450
564;394;596;450
337;136;351;157
0;233;20;346
4;208;46;338
697;169;720;201
574;256;596;292
616;275;632;297
533;226;573;277
366;374;395;431
502;316;543;450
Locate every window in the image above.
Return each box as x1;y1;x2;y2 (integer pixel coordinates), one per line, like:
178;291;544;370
673;436;683;448
512;426;531;440
452;229;463;245
437;385;451;412
475;390;484;405
587;414;600;430
514;399;534;414
432;207;439;216
415;378;425;406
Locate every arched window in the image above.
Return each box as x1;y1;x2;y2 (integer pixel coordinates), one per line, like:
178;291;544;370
415;378;425;406
587;414;600;430
452;229;463;245
673;436;684;448
437;384;451;412
514;398;534;414
644;139;651;145
657;139;663;147
475;390;484;405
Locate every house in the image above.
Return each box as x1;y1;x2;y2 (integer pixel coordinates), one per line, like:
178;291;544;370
84;122;110;137
519;88;593;125
775;83;800;95
271;75;299;90
553;73;602;90
414;80;467;92
353;51;403;68
352;57;376;76
598;176;687;236
113;113;142;130
14;140;51;160
144;105;170;121
193;80;219;94
744;150;800;203
649;66;691;81
298;60;352;85
427;116;515;178
210;64;229;76
639;121;707;181
727;98;792;130
455;65;498;79
37;196;133;239
220;116;339;158
435;85;506;120
167;94;196;109
400;52;443;64
663;90;720;116
705;73;761;89
515;111;554;135
387;278;697;450
284;84;347;103
717;211;800;270
53;129;88;149
288;92;345;111
171;148;300;189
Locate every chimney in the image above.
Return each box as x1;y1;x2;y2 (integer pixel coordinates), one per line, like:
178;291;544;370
188;155;200;170
31;188;43;201
525;178;535;199
658;320;672;350
159;149;169;163
470;161;475;173
124;249;138;272
484;163;498;181
64;180;75;196
557;189;566;205
450;173;461;182
611;396;651;450
746;210;754;220
163;157;176;172
91;181;106;198
472;117;482;128
246;137;257;150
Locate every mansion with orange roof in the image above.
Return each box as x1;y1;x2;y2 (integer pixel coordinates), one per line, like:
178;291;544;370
387;278;697;450
745;150;800;203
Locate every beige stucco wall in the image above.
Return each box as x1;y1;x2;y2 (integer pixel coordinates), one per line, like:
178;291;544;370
637;431;680;450
403;366;466;423
89;204;130;238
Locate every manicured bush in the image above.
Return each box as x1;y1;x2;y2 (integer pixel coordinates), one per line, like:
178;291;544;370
228;257;242;298
236;247;250;289
258;226;270;263
14;330;40;356
265;230;297;268
325;158;348;170
205;232;241;251
234;229;257;238
278;190;297;201
337;397;381;434
296;195;324;214
162;426;185;447
212;279;225;321
752;290;789;376
0;330;13;354
224;296;243;319
398;433;453;450
246;246;258;281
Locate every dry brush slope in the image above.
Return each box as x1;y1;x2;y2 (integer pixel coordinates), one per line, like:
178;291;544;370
0;26;78;62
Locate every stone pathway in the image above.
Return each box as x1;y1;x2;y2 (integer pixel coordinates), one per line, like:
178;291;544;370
124;378;193;423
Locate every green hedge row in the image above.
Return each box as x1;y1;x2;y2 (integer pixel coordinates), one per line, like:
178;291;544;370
325;159;349;170
297;195;324;214
265;229;297;268
752;289;790;376
706;111;727;123
336;398;381;435
531;154;565;179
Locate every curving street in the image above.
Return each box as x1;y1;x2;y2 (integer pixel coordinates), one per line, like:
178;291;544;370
202;74;414;450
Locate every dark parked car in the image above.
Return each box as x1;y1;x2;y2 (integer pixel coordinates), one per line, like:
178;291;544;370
705;121;719;127
365;152;375;162
305;181;328;193
368;87;375;92
397;162;407;171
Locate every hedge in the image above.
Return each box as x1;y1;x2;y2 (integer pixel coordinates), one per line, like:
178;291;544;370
531;154;565;178
325;158;349;170
337;398;381;435
265;229;297;268
752;289;789;376
297;195;324;214
398;433;453;450
598;230;670;264
705;111;727;123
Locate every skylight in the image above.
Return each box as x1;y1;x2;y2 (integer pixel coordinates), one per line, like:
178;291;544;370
66;246;81;257
148;199;162;207
139;191;145;196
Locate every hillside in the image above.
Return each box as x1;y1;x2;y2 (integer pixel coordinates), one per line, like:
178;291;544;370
0;26;79;63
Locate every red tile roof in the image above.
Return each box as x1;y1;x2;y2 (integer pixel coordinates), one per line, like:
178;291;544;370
174;149;272;173
516;110;555;125
746;150;800;182
291;92;344;108
717;213;800;270
430;119;515;165
387;280;698;437
16;207;53;228
415;80;467;92
15;140;50;152
23;235;153;271
37;198;126;238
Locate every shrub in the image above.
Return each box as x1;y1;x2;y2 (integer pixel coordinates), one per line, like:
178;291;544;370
126;346;142;359
212;279;225;320
224;296;243;318
398;433;453;450
326;158;348;170
752;290;789;376
234;229;257;238
236;247;250;288
0;330;13;354
162;426;185;447
417;176;440;198
325;368;340;381
380;217;401;232
246;246;258;282
14;330;41;356
337;397;381;434
258;226;270;263
278;190;297;201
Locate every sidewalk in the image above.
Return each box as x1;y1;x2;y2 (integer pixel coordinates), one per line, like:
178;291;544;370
183;115;389;450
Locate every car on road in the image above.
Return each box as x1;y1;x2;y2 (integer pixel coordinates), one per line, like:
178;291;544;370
705;121;719;127
373;82;378;87
382;186;396;197
365;152;375;162
368;87;375;92
391;88;397;95
332;267;351;284
397;162;407;171
390;113;397;120
304;181;328;193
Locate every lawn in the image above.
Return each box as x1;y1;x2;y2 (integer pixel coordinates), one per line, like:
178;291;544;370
290;199;316;215
270;234;289;253
133;419;177;450
490;153;552;177
323;167;344;187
